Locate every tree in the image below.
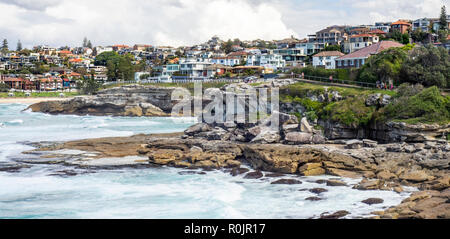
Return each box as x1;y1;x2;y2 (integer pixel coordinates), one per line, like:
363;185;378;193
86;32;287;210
222;39;233;54
438;29;449;43
16;40;22;52
440;5;448;31
77;75;100;95
411;29;428;43
82;37;88;47
1;39;8;54
400;45;450;88
401;33;410;44
0;82;10;92
323;44;342;52
87;40;93;49
94;51;119;66
387;31;404;43
358;47;408;85
438;5;449;43
92;47;98;56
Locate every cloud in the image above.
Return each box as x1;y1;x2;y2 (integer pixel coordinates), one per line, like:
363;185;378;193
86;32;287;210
276;0;448;38
0;0;448;49
0;0;60;11
0;0;297;48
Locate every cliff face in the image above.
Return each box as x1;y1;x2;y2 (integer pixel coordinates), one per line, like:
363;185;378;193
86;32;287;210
321;120;450;143
28;83;449;143
27;85;176;117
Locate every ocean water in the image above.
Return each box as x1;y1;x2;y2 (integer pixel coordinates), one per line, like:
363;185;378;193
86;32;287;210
0;103;412;219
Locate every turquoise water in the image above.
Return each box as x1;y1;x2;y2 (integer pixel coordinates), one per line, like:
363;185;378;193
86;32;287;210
0;104;411;219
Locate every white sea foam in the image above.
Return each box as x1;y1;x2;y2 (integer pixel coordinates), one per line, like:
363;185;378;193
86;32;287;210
0;103;413;219
6;119;24;124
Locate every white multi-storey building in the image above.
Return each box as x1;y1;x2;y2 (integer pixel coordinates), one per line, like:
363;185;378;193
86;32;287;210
343;34;379;54
211;57;240;66
179;58;213;78
246;54;286;70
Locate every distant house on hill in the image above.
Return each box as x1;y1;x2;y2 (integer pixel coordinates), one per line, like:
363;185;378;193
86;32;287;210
335;41;404;69
343;34;380;54
391;20;412;34
312;51;345;69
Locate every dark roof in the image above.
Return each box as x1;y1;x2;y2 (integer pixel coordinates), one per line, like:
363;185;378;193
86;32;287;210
336;41;404;60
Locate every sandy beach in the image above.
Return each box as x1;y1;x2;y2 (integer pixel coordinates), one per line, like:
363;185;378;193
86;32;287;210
0;97;73;104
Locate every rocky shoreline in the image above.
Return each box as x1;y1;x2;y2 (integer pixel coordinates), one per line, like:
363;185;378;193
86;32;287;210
26;85;176;117
23;128;449;219
22;82;449;218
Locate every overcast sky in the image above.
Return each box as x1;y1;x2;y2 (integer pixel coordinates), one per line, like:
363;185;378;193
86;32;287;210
0;0;448;48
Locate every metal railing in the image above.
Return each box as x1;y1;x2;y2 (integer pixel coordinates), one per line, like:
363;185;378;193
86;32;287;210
295;74;379;89
103;78;243;85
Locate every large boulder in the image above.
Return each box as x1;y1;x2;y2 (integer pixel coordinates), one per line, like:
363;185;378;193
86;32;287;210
285;132;313;144
184;123;212;136
300;117;313;133
345;140;364;149
251;130;281;144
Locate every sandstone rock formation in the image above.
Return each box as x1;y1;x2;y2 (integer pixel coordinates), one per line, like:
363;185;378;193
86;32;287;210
27;85;175;117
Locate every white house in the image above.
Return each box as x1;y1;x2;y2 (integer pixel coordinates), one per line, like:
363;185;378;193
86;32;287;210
211;57;240;66
95;46;114;55
312;51;345;69
179;58;213;78
246;54;286;70
343;34;379;54
370;22;392;33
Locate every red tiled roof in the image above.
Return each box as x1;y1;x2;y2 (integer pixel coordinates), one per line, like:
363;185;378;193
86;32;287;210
69;72;81;77
59;50;72;54
113;45;130;48
2;77;23;82
39;77;62;83
228;51;249;56
351;28;370;32
369;29;387;34
391;20;411;26
337;41;404;60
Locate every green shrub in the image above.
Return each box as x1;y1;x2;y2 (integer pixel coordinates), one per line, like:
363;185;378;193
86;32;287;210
323;96;376;127
384;86;450;124
0;83;10;92
305;111;318;121
291;66;356;81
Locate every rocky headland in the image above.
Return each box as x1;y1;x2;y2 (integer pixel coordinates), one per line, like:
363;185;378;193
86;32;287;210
23;80;450;219
26;84;176;117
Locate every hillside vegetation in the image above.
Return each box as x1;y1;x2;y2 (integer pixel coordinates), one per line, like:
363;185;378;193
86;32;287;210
280;82;450;127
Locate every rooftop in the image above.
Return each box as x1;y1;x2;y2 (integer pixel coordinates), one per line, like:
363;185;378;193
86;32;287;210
337;41;404;60
313;51;345;57
350;34;377;38
391;20;411;26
